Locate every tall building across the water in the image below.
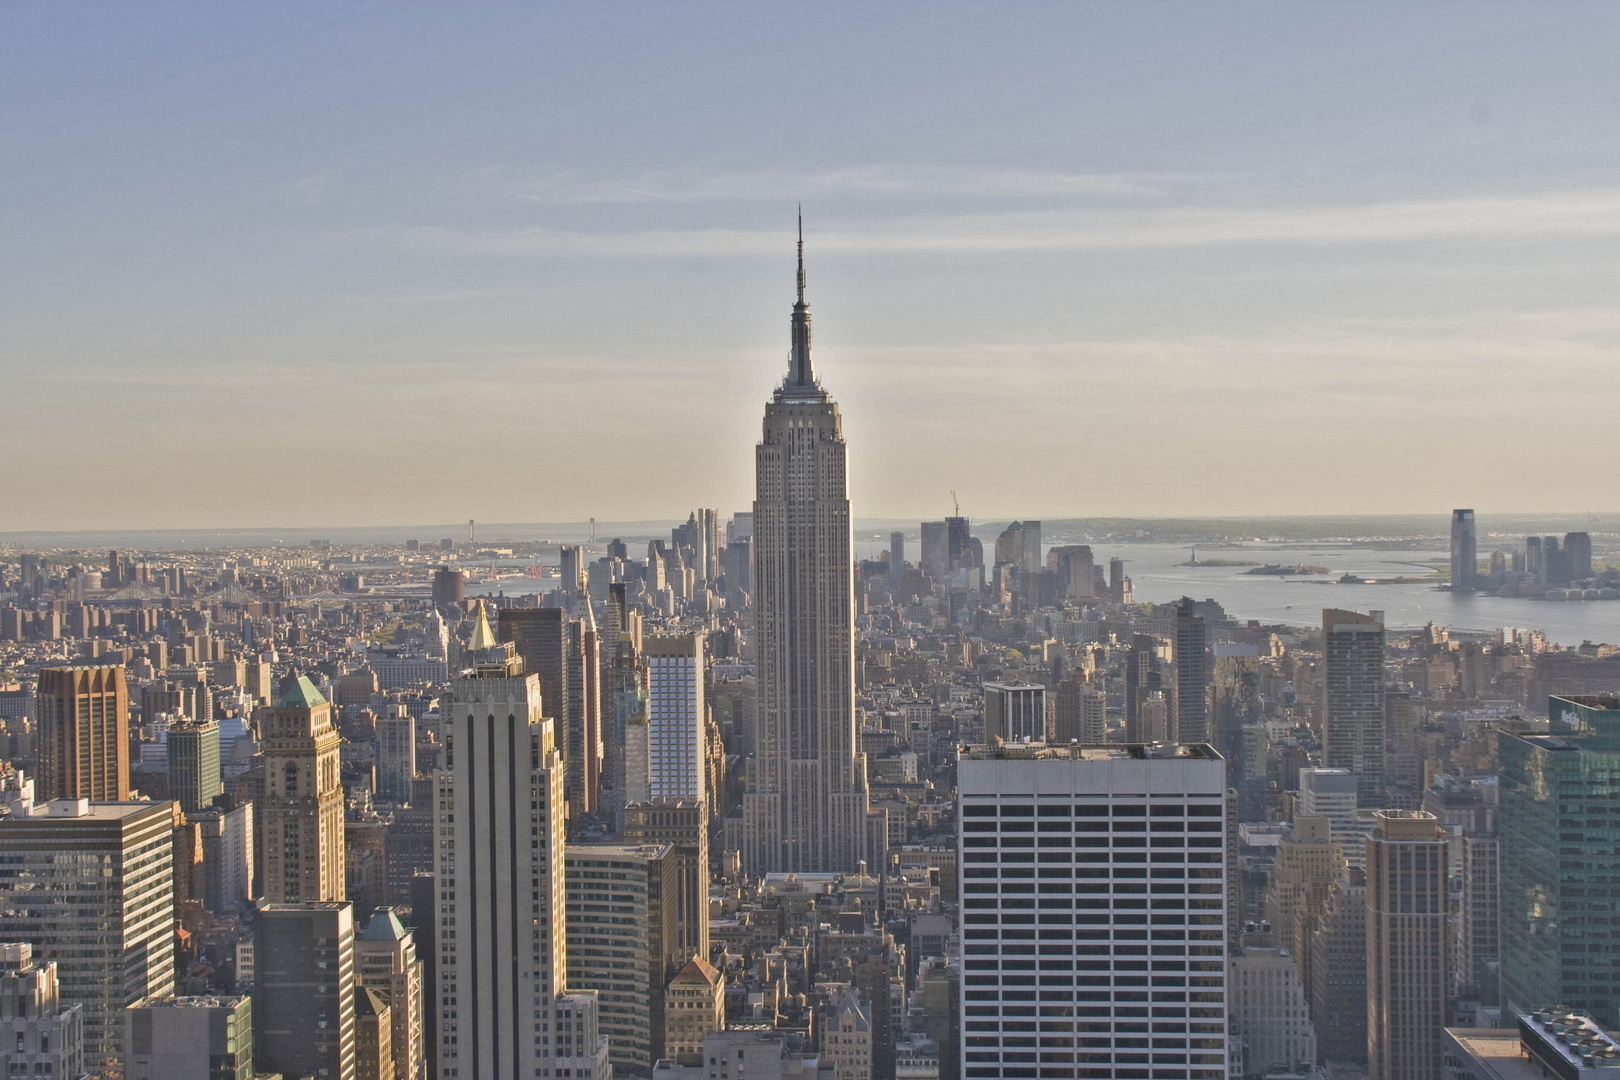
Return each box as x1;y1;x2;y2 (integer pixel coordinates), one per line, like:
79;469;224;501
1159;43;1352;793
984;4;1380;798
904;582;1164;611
1450;509;1477;591
958;742;1229;1079
742;220;871;874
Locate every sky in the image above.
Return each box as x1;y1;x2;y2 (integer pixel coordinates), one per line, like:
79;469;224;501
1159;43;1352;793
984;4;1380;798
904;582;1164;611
3;4;1619;531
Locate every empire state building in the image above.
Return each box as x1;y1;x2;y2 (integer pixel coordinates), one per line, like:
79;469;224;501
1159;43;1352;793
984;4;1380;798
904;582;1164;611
743;219;874;874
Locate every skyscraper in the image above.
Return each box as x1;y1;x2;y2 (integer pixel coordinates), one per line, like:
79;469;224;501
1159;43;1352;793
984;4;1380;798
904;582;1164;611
946;515;976;573
260;676;346;903
645;633;706;802
36;664;129;801
743;220;871;874
958;742;1229;1078
1298;767;1363;869
430;567;465;610
1307;873;1367;1066
1365;811;1447;1080
982;683;1046;744
436;603;610;1080
565;615;603;817
356;908;424;1080
1053;678;1105;744
1174;597;1209;744
992;521;1041;574
256;902;357;1080
0;797;176;1073
497;607;569;744
1450;509;1477;591
889;531;905;582
563;843;680;1079
623;798;709;968
919;522;949;580
166;719;222;814
374;709;416;804
1499;694;1620;1026
1322;609;1385;806
1123;634;1165;744
1565;531;1594;580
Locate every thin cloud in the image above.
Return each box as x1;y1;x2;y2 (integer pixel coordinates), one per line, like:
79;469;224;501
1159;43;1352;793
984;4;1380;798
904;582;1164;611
387;186;1620;257
512;163;1190;204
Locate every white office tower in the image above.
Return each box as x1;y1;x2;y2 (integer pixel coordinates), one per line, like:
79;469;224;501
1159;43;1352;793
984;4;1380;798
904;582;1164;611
744;220;872;873
436;604;611;1080
645;634;706;802
1297;767;1365;870
959;743;1229;1079
0;944;86;1080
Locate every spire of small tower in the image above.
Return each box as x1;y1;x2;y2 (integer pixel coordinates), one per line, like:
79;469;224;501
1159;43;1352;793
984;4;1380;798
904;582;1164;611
788;209;813;389
797;204;805;304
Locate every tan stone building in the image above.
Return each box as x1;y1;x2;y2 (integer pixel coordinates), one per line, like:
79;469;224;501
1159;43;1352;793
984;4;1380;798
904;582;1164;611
824;990;870;1080
356;908;423;1080
663;956;724;1064
1367;811;1447;1080
356;986;394;1080
259;675;345;903
1264;815;1344;957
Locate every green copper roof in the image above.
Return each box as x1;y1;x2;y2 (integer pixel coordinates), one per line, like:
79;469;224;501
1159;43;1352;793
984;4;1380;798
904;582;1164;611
361;907;409;942
279;675;327;709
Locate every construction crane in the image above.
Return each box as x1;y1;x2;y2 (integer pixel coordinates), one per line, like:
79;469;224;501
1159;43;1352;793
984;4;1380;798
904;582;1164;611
950;489;959;517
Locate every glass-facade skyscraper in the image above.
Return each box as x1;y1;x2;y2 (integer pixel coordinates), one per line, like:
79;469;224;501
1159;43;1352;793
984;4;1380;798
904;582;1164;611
1500;694;1620;1026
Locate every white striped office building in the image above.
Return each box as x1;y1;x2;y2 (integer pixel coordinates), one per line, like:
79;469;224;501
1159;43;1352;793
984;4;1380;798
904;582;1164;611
959;743;1229;1080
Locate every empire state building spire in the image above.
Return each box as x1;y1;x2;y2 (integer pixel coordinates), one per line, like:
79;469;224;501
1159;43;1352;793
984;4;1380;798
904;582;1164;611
787;208;814;392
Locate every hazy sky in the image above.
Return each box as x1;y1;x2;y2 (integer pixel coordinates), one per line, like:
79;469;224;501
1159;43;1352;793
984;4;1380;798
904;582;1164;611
4;4;1619;530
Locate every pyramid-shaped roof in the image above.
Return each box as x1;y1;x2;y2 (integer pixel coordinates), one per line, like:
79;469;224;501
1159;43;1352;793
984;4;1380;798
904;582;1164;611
833;988;869;1030
670;955;721;986
467;599;497;652
279;675;327;709
361;907;409;943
